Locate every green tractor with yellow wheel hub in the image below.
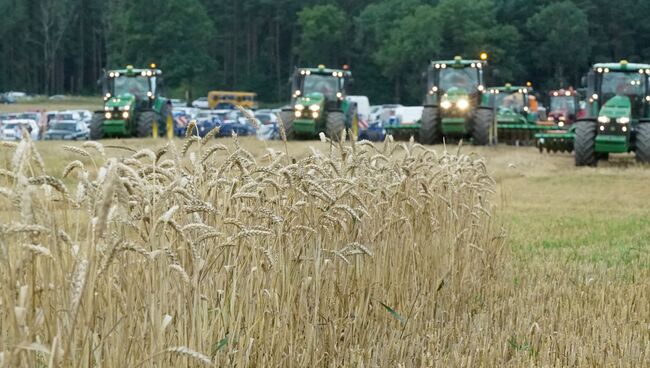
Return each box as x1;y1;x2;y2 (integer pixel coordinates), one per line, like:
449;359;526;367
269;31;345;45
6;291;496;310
419;56;495;145
90;64;171;139
279;65;357;140
574;61;650;166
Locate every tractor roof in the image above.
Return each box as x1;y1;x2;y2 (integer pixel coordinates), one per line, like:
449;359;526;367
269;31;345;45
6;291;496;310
298;65;351;77
107;65;162;76
490;85;532;93
593;61;650;72
430;58;486;68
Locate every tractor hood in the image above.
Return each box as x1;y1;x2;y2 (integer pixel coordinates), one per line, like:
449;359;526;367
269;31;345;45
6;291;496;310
443;87;470;102
295;92;325;109
106;94;136;110
599;95;631;119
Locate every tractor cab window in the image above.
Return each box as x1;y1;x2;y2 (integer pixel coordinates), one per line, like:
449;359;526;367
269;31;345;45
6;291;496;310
113;76;150;99
600;72;644;100
495;92;526;112
550;96;576;114
302;74;340;99
438;68;479;92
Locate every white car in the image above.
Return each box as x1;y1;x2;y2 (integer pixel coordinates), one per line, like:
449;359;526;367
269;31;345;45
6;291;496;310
170;99;187;108
346;96;371;128
192;97;209;109
65;110;92;126
2;119;40;140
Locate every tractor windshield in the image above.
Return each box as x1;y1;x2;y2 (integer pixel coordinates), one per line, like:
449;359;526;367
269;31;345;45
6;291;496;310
495;92;525;112
302;74;341;100
600;72;645;102
113;76;151;99
550;96;576;114
439;68;479;92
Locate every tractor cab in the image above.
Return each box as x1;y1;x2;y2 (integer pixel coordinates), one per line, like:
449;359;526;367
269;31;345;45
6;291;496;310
547;89;580;127
291;65;351;110
489;84;544;144
425;56;486;111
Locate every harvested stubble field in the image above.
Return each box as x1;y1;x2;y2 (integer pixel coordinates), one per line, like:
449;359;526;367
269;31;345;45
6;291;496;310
0;135;648;367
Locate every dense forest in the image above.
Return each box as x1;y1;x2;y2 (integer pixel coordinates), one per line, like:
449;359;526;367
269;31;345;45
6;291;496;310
1;0;649;104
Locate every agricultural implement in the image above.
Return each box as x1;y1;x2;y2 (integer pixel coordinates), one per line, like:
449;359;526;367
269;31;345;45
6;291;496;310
574;61;650;165
279;65;357;140
534;89;583;153
419;56;495;145
90;64;171;139
489;84;551;144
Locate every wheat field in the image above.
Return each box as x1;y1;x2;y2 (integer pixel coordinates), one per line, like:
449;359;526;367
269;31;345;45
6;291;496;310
0;133;648;367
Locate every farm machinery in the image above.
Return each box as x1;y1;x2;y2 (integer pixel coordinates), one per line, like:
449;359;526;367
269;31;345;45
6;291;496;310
490;84;552;144
573;61;650;165
90;64;171;139
279;65;357;140
419;56;495;145
535;88;582;153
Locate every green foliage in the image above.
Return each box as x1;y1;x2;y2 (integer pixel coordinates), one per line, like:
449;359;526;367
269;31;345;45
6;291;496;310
297;4;348;66
1;0;650;104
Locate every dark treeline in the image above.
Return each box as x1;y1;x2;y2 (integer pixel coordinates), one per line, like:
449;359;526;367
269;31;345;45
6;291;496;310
1;0;649;104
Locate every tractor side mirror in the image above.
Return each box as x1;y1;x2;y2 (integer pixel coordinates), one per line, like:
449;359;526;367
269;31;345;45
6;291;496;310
580;76;587;88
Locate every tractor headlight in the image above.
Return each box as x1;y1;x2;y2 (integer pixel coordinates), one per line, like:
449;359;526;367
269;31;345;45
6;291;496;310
617;117;630;124
119;105;130;111
456;99;469;110
309;104;320;112
312;112;319;119
559;116;566;121
294;111;301;118
104;106;110;111
558;121;565;127
599;125;605;131
597;116;610;124
295;104;305;111
441;100;452;109
122;112;129;119
104;112;111;119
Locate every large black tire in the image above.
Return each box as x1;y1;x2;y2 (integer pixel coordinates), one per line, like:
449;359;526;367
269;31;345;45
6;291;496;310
635;122;650;163
136;111;158;138
574;120;597;166
279;110;295;139
89;112;105;140
419;106;441;145
326;111;346;141
472;108;493;146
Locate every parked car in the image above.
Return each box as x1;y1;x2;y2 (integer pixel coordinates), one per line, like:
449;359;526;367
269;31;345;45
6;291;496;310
255;112;279;140
1;119;40;140
0;93;16;104
65;110;92;126
192;97;209;109
44;120;89;140
170;99;188;108
219;110;256;137
346;95;371;130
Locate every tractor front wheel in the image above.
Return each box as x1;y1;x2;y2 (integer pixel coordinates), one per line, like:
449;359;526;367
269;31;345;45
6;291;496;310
574;120;597;166
419;107;441;145
635;122;650;163
136;111;159;138
326;111;346;141
279;110;295;140
89;113;105;140
472;108;493;146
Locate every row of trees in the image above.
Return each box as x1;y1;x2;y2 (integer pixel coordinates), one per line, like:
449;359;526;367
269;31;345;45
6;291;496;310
0;0;649;104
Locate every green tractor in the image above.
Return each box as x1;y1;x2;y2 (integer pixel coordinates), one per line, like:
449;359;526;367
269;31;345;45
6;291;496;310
279;65;356;140
90;64;171;139
490;84;551;144
574;61;650;166
419;56;495;145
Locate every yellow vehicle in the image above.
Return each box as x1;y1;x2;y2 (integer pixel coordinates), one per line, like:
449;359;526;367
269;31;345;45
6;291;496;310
207;91;257;109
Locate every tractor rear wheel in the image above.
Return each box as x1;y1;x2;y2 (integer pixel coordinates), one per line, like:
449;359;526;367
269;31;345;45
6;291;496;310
279;110;295;139
635;122;650;163
326;111;346;141
472;108;493;146
136;111;158;138
574;120;597;166
419;107;440;145
89;113;105;140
